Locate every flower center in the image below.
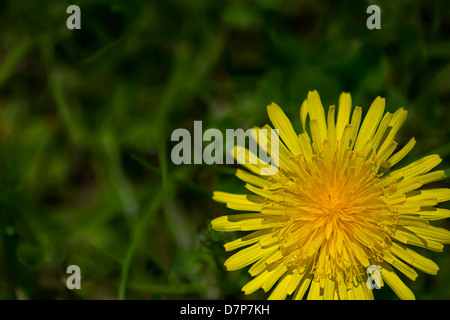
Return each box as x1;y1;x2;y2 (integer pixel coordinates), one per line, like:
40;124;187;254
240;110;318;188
266;146;398;280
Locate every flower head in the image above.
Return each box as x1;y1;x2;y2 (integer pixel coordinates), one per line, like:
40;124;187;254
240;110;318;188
211;90;450;300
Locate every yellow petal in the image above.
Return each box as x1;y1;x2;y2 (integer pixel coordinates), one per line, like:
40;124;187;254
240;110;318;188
377;108;408;155
262;262;288;292
386;137;416;167
248;246;279;276
327;105;337;148
235;169;271;188
307;279;322;300
336;273;347;300
267;102;302;156
372;112;393;151
212;190;263;211
395;170;445;194
354;96;385;151
393;227;444;252
352;282;370;300
300;99;309;134
286;269;304;295
336;92;352;140
323;277;336;300
384;253;418;281
417;207;450;221
391;242;439;275
400;154;442;179
225;243;279;271
268;272;292;300
210;214;265;231
404;225;450;244
415;170;446;185
293;277;312;300
309;119;323;150
406;188;450;204
298;133;313;165
233;145;279;176
349;106;362;149
224;230;272;251
264;249;283;265
306;90;328;143
242;269;271;294
381;263;415;300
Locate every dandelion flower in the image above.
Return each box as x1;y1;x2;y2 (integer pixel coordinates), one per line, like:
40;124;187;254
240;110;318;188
211;90;450;300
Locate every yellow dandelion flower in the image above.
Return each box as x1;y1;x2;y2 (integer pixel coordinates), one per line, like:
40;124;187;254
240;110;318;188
211;90;450;300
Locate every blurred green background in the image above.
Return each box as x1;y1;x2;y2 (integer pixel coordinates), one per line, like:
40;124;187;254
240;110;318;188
0;0;449;300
